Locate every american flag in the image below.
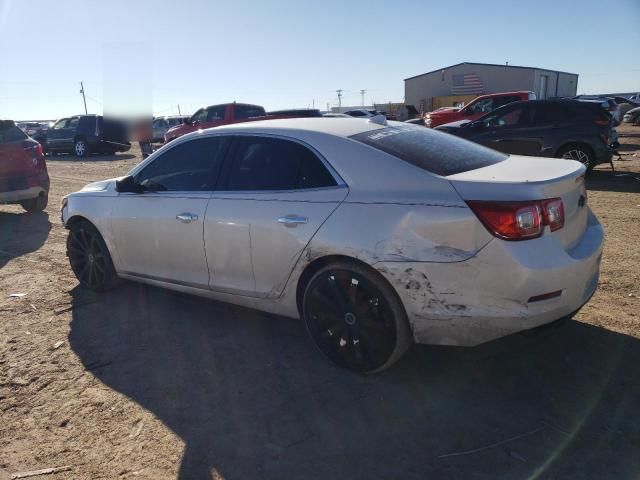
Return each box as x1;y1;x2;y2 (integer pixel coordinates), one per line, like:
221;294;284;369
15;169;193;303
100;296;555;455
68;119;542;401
451;73;484;95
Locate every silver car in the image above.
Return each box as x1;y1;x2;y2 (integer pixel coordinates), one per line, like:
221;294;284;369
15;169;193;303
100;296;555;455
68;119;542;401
152;116;188;142
61;118;603;372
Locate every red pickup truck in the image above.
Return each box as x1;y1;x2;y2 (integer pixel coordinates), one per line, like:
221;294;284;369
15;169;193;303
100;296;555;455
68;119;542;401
425;91;536;128
164;103;321;142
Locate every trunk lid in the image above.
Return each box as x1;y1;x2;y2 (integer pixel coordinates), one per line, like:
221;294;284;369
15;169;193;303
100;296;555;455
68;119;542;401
447;155;588;249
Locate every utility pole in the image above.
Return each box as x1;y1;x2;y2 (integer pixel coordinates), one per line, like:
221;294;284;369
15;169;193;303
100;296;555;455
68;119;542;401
79;81;88;114
312;99;315;109
360;89;366;107
177;104;181;115
336;89;343;109
326;102;330;112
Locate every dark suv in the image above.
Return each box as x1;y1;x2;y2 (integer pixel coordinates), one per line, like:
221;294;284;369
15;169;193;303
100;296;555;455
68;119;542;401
435;100;615;171
0;120;50;212
44;115;130;157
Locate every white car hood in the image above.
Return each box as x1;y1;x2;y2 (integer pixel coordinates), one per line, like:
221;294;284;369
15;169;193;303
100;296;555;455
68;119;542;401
79;177;121;192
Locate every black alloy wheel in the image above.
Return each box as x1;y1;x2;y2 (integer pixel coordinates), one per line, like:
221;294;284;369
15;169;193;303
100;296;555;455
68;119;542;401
303;263;411;373
67;222;117;291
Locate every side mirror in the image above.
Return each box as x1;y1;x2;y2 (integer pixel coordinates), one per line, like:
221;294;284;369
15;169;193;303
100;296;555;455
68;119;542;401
115;175;144;194
464;108;473;116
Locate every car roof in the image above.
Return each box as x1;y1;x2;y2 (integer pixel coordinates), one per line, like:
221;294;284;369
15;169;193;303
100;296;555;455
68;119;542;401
473;91;532;99
203;117;386;138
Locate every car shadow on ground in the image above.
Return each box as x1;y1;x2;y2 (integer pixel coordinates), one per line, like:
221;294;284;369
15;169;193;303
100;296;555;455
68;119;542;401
69;283;640;480
587;166;640;193
0;211;51;269
45;153;136;162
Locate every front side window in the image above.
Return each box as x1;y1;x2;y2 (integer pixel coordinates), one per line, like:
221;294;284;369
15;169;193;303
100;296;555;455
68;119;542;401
469;98;494;114
206;106;226;121
135;137;227;191
224;136;336;191
493;95;521;109
67;117;80;129
192;109;208;124
350;125;507;176
485;105;531;128
53;119;68;130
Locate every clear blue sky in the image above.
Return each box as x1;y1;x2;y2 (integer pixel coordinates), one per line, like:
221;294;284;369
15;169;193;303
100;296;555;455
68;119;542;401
1;0;639;120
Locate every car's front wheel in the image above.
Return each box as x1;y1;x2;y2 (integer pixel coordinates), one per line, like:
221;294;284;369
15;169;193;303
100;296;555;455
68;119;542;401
20;192;48;213
302;261;412;373
67;221;118;291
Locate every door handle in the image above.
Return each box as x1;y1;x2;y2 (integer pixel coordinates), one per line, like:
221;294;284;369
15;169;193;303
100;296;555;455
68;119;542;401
277;215;308;227
176;213;198;223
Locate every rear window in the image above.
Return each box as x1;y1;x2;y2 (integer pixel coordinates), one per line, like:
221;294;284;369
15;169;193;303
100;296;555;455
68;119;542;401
350;125;507;176
0;125;27;144
235;105;266;120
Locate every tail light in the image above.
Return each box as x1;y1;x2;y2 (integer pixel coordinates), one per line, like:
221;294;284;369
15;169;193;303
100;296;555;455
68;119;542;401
467;198;564;241
593;118;610;126
24;143;45;169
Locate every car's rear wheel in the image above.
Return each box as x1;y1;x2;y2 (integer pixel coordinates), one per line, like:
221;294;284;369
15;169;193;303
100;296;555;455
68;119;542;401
557;144;595;172
74;138;88;158
302;262;412;373
20;192;48;213
67;221;118;291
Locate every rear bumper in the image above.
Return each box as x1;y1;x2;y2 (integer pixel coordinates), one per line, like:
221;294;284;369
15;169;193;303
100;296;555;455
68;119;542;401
376;210;604;346
0;172;49;203
0;185;47;203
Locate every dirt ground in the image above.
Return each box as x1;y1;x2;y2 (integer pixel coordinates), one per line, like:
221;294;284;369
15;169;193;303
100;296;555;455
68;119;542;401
1;126;639;480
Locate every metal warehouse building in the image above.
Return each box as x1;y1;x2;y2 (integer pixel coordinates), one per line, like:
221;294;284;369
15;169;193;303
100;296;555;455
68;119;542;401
405;62;578;113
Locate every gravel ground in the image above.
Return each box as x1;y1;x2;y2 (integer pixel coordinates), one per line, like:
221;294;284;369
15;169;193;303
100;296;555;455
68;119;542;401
1;127;639;480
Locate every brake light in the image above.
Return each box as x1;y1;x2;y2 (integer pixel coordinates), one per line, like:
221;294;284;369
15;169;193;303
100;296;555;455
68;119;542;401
593;118;609;126
467;198;564;240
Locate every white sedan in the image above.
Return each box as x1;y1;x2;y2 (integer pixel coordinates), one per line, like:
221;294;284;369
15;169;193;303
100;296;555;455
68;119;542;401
61;118;603;372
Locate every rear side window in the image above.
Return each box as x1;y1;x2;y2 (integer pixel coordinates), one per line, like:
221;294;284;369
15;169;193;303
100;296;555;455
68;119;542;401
224;136;336;191
350;125;507;176
533;103;574;125
234;105;266;120
0;126;27;144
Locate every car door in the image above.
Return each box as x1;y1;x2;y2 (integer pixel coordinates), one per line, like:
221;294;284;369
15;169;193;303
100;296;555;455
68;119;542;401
46;118;70;151
201;105;227;129
204;134;347;298
110;136;228;287
470;103;538;155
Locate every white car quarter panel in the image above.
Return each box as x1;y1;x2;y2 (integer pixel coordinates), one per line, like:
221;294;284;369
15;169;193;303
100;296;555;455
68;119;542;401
306;201;492;264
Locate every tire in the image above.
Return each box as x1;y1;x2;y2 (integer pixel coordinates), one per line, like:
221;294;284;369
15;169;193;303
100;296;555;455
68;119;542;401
302;261;412;373
557;144;595;172
20;192;48;213
74;138;88;158
66;220;118;291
